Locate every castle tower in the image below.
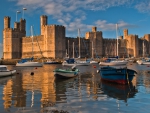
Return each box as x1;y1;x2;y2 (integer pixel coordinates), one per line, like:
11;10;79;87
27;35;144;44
14;22;20;29
20;19;26;32
4;16;10;29
42;25;66;58
85;26;103;58
3;16;26;59
124;29;128;39
40;15;47;35
92;26;97;32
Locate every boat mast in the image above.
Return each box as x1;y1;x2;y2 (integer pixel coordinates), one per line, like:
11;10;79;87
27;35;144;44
78;28;81;58
143;40;144;57
31;26;34;57
116;24;119;57
68;40;69;58
73;42;74;58
92;41;94;59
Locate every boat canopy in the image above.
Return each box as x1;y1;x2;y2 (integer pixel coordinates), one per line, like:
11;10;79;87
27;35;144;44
18;57;34;63
66;58;75;64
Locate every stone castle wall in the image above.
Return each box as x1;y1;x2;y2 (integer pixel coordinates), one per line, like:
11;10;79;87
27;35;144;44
3;15;150;59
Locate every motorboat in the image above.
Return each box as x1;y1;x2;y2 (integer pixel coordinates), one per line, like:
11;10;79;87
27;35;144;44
97;66;137;84
53;65;79;78
0;65;16;77
44;59;59;64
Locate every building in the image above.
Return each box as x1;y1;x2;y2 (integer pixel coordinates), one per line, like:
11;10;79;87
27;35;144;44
3;15;150;59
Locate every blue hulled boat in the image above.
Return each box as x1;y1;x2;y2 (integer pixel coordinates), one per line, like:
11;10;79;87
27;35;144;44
97;66;137;84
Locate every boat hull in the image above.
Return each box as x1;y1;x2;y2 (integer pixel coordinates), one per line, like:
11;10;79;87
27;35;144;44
0;70;16;77
98;67;136;84
16;62;43;67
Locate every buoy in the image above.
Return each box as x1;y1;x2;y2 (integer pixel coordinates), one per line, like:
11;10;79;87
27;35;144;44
31;72;34;75
147;65;150;67
93;65;96;68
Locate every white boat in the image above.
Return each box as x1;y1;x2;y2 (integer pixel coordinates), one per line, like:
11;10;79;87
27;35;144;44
44;59;59;64
100;24;128;66
16;60;43;67
0;65;16;77
16;26;43;67
99;58;128;66
137;58;150;65
90;60;98;64
53;66;79;78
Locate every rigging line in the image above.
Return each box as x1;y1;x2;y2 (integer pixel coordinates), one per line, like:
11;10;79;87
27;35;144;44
33;28;44;58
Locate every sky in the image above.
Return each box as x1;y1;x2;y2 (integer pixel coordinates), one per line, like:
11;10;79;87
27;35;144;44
1;0;150;58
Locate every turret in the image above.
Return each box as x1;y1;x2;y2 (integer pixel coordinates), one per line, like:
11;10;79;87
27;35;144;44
92;26;97;32
40;15;48;34
20;19;26;31
4;16;10;29
14;22;20;29
124;29;128;39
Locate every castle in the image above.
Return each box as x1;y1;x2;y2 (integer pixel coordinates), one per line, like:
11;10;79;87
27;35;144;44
3;15;150;59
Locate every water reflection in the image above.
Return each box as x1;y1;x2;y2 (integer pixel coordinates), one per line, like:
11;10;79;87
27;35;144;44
1;64;150;113
100;80;137;102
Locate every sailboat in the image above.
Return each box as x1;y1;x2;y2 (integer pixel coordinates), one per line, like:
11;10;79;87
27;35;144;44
90;41;98;64
16;26;43;67
75;28;90;66
99;24;128;66
137;40;150;65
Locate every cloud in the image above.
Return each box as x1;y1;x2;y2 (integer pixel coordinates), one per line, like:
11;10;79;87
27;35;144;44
9;0;148;37
134;1;150;13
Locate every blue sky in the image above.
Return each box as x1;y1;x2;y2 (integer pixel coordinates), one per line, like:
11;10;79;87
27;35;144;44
1;0;150;58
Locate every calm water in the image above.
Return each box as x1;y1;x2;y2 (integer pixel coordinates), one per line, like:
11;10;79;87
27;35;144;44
0;63;150;113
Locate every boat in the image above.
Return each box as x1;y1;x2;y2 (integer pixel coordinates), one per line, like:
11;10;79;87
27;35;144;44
97;66;137;84
90;60;98;64
16;57;43;67
44;59;59;64
0;65;16;77
62;58;90;66
99;58;128;66
99;24;128;66
16;26;43;67
137;58;150;65
53;65;79;78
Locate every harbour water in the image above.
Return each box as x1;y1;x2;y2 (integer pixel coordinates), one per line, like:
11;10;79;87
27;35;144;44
0;63;150;113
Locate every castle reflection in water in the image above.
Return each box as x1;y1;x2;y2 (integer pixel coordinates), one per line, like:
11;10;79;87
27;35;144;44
2;64;150;112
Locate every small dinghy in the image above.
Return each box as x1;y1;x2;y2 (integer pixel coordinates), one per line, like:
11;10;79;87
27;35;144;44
53;65;79;78
0;65;16;77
